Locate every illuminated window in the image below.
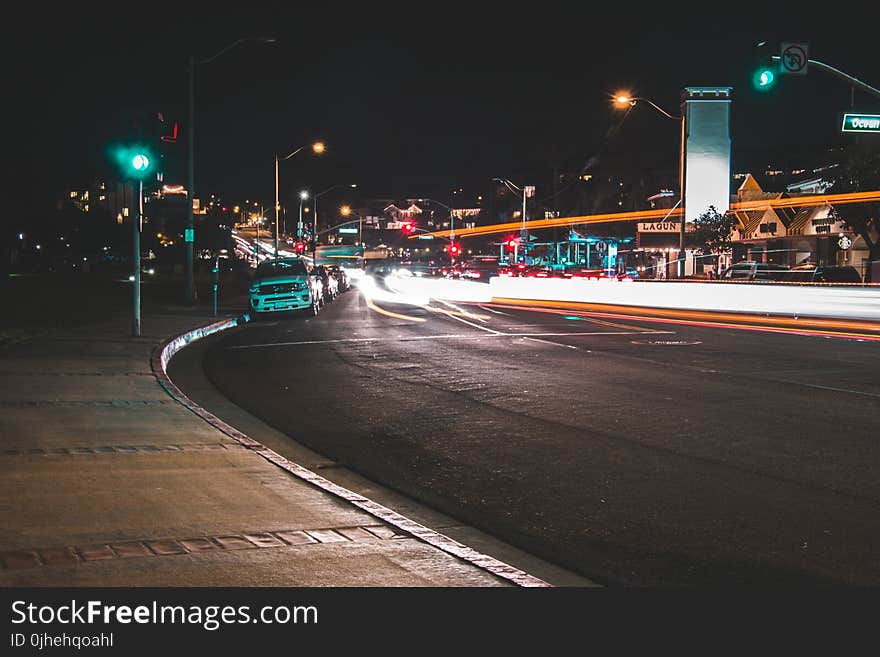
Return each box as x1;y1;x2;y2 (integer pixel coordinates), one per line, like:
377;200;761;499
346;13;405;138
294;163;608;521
69;191;77;198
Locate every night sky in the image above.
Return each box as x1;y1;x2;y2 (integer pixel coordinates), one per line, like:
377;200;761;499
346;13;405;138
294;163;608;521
6;5;879;212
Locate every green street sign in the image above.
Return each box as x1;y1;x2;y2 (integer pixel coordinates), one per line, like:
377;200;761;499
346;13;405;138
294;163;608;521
417;234;434;240
185;228;194;243
338;227;358;234
842;113;880;133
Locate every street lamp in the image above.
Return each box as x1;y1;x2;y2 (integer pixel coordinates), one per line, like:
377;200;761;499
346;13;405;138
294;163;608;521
339;204;362;245
274;142;324;257
298;190;309;245
312;183;357;262
613;92;685;277
187;36;275;304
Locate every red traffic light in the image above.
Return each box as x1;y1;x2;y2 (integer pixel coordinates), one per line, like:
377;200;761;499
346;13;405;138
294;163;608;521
401;222;414;234
448;243;461;255
504;238;517;248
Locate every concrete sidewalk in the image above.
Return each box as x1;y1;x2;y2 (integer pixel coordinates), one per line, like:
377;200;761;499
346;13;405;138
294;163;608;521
0;298;542;587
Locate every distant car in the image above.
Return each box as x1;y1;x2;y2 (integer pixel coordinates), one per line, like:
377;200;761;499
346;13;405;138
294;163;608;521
719;261;790;281
781;265;863;284
459;259;501;282
249;257;321;317
498;263;530;277
565;267;605;280
523;265;554;278
440;264;463;279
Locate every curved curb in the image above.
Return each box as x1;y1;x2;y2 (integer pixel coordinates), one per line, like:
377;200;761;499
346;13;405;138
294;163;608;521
150;314;551;588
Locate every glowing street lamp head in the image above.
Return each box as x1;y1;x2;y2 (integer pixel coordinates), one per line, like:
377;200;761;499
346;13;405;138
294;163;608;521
312;142;325;154
340;205;352;216
299;190;309;200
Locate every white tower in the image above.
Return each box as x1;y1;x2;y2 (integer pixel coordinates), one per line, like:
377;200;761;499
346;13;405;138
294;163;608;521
682;86;732;223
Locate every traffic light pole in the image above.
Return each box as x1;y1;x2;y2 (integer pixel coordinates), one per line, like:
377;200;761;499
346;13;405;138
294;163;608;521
274;154;280;257
133;179;142;337
771;55;880;100
186;55;196;304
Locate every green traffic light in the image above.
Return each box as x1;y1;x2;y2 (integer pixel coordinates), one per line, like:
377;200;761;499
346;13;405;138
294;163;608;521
132;154;150;171
753;67;776;91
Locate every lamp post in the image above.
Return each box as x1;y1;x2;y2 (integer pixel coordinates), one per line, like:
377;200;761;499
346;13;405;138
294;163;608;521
418;197;457;240
492;178;533;263
312;183;357;263
187;36;275;304
274;142;324;257
613;94;685;277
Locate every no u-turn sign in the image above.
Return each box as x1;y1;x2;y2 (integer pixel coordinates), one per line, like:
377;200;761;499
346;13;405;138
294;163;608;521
780;43;809;75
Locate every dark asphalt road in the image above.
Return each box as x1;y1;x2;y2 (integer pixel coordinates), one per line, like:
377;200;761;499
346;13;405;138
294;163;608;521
201;280;880;585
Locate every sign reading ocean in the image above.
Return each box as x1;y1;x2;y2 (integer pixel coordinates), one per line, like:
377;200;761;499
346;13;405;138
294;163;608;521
841;114;880;133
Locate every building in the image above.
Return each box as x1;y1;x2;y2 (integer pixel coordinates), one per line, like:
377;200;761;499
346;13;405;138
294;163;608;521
65;179;136;225
726;174;870;279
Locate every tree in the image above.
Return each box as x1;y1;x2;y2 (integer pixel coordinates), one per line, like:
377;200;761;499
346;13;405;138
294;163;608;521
829;145;880;282
686;205;736;273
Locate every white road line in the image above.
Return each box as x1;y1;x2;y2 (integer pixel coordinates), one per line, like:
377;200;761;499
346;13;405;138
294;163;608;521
523;337;578;349
762;379;880;399
478;305;511;316
434;300;504;334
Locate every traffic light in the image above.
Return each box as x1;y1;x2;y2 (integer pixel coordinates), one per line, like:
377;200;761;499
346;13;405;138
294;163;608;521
504;237;518;249
401;222;414;234
752;41;778;92
752;66;776;91
448;243;461;256
112;144;156;180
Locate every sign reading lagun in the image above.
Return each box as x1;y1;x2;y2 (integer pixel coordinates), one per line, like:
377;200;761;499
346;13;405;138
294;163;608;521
637;221;680;233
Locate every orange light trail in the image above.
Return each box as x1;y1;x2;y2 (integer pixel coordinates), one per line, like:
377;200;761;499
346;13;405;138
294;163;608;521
481;298;880;342
411;190;880;240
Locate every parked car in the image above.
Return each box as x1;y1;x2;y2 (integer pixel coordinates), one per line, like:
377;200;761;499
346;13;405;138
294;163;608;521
312;265;338;302
780;265;863;284
719;261;791;281
248;257;321;317
327;265;350;292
